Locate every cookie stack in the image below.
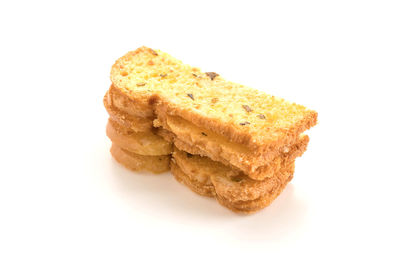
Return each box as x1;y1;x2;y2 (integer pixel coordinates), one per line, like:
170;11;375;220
104;46;317;213
104;85;172;173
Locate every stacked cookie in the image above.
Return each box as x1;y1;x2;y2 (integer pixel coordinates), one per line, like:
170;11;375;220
104;85;172;173
104;46;317;213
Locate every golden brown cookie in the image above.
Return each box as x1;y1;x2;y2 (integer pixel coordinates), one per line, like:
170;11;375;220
170;160;216;197
106;119;172;156
172;147;297;213
157;120;309;181
110;46;317;152
110;144;170;174
104;90;154;132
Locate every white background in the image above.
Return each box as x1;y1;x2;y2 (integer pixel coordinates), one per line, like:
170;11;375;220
1;0;399;271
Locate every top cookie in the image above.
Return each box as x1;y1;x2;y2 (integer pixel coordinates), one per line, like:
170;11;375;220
111;46;317;150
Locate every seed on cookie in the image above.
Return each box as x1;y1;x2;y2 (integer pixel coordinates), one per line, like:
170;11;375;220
242;105;253;112
257;114;266;119
149;48;158;56
205;72;219;80
211;98;219;103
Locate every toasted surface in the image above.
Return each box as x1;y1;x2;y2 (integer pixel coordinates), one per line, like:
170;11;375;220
170;161;216;197
215;170;293;214
157;116;309;180
110;144;170;173
111;46;317;149
106;119;172;156
155;113;309;171
155;127;176;143
109;84;154;118
104;90;153;132
173;147;295;202
173;134;306;181
172;147;295;213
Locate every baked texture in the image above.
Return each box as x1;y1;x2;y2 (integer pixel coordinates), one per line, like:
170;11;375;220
106;119;172;156
108;84;154;118
170;161;216;197
104;88;153;132
155;113;309;180
110;46;317;151
104;46;317;212
171;147;295;213
110;144;170;173
215;170;293;214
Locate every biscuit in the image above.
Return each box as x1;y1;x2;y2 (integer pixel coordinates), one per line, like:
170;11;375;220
215;169;293;214
106;119;172;156
110;46;317;152
104;90;153;132
108;84;154;118
157;117;309;180
172;147;296;213
170;161;216;197
110;144;170;173
105;46;317;213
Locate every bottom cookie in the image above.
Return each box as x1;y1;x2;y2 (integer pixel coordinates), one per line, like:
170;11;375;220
106;119;172;156
215;171;294;214
171;147;296;213
170;161;216;197
110;144;170;174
